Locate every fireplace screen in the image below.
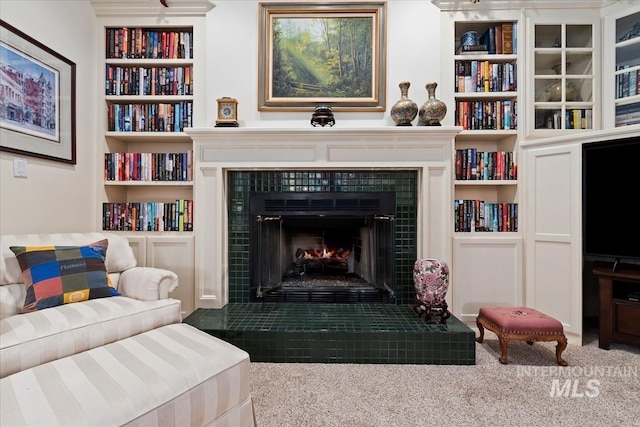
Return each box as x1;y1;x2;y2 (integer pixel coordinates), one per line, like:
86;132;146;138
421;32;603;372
249;192;396;303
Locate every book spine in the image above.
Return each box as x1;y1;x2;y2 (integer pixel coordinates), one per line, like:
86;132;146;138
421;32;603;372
502;22;513;55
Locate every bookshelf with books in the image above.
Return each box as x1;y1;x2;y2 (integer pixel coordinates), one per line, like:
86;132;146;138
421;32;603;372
604;4;640;128
449;16;521;237
434;6;524;324
92;1;213;316
99;22;205;235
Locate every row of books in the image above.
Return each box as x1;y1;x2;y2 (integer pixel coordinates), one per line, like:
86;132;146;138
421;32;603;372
537;109;593;130
106;28;193;59
615;102;640;126
455;61;517;93
455;149;517;181
454;199;518;232
455;100;517;130
615;67;640;99
104;151;193;182
102;200;193;232
105;65;193;96
456;22;517;55
107;102;193;132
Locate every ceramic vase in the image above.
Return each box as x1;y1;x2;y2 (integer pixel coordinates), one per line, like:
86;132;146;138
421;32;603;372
390;81;418;126
419;82;447;126
413;258;449;306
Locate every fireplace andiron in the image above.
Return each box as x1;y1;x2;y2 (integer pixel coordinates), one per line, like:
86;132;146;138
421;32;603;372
412;258;451;324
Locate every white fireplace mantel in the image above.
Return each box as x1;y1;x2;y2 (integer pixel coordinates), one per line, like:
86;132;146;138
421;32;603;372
186;126;461;308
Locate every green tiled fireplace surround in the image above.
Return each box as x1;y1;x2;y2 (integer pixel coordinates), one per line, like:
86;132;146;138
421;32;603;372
212;170;477;365
227;170;419;304
184;304;476;365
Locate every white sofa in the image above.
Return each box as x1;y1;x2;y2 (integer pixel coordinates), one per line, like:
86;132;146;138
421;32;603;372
0;232;256;427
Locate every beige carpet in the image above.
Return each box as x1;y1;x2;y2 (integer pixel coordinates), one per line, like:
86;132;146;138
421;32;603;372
250;332;640;426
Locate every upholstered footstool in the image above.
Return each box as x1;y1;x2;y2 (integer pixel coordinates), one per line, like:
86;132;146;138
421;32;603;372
476;306;568;366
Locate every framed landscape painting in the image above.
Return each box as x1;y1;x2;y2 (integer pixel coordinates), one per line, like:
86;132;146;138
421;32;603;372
258;2;387;112
0;20;76;164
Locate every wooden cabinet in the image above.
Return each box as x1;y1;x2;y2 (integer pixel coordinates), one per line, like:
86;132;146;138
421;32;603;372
452;236;523;323
521;127;640;343
593;264;640;349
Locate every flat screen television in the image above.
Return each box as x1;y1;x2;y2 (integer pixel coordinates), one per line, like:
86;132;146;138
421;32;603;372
582;136;640;268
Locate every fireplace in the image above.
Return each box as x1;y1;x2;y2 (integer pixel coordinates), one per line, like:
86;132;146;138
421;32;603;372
249;191;396;303
186;126;459;309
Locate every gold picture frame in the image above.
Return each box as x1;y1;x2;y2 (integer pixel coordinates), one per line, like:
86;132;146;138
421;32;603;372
258;2;387;112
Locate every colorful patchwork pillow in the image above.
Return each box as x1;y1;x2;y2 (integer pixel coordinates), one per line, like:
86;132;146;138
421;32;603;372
10;239;120;313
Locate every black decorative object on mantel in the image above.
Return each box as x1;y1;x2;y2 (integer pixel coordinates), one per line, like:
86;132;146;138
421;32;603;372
311;106;335;127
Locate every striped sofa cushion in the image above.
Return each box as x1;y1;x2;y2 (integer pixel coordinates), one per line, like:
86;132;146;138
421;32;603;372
1;323;255;427
0;296;181;378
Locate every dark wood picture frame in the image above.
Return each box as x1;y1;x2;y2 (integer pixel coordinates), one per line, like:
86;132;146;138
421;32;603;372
0;20;76;164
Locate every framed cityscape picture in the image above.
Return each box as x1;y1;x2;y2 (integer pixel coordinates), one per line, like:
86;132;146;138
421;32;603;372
0;20;76;164
258;2;387;112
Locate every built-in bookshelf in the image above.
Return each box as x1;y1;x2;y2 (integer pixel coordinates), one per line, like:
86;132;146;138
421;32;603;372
435;6;525;324
101;25;195;233
92;0;213;318
452;18;520;235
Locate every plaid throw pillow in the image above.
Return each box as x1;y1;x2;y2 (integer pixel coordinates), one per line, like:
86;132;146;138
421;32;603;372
10;239;120;313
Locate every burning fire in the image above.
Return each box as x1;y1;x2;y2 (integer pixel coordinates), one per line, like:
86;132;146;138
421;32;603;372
296;247;350;260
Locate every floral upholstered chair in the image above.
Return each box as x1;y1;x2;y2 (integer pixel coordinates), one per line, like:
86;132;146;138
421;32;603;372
412;258;451;324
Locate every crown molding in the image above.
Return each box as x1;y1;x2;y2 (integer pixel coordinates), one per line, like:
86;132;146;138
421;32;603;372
431;0;618;11
90;0;215;17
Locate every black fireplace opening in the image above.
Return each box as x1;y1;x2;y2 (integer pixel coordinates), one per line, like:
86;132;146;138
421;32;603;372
249;191;396;303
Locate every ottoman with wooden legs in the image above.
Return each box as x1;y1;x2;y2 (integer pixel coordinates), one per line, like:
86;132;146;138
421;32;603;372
475;306;568;366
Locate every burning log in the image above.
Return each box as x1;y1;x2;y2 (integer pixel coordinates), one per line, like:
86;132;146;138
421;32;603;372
295;247;350;260
293;247;350;273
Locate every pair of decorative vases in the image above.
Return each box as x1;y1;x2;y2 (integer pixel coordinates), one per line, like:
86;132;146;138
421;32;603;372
390;81;447;126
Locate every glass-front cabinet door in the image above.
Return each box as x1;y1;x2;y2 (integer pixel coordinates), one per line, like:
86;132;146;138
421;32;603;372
603;4;640;129
613;9;640;127
526;16;600;137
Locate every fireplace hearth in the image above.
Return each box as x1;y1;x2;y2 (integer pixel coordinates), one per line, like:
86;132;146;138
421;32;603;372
249;191;396;303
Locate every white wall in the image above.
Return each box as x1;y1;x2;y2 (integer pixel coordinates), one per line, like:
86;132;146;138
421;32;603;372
0;0;443;234
206;0;443;127
0;1;98;234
